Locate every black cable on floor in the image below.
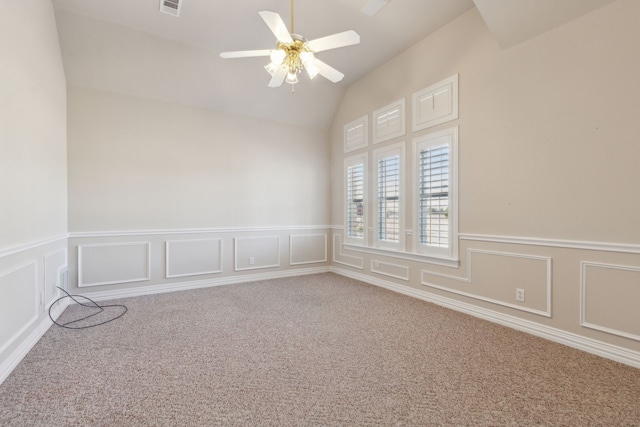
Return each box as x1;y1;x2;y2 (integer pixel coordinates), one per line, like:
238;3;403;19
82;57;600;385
48;286;128;329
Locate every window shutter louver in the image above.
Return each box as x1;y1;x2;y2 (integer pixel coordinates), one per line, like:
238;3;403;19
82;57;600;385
377;155;400;243
419;144;449;248
347;164;365;239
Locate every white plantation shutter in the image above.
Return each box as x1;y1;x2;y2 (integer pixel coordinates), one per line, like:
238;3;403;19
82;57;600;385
345;154;367;244
374;142;404;250
414;127;457;259
377;155;400;242
347;163;365;239
419;144;449;247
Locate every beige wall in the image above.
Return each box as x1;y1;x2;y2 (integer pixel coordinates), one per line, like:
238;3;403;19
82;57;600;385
0;0;67;249
64;87;332;298
330;0;640;358
0;0;68;383
68;87;330;232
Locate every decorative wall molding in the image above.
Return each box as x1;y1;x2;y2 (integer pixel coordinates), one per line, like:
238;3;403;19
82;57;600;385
0;234;68;259
78;242;151;287
342;243;460;268
331;266;640;369
371;259;410;281
412;74;459;132
460;233;640;254
0;298;68;386
421;248;552;317
332;234;364;269
581;261;640;342
165;238;223;279
0;261;39;357
289;233;328;266
234;235;281;271
70;225;331;239
44;248;68;304
372;98;405;144
344;115;368;153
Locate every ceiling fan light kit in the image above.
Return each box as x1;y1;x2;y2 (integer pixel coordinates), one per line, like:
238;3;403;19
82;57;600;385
220;0;360;92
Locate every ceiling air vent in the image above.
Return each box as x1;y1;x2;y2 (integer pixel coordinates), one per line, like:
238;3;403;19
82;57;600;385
360;0;390;17
160;0;182;17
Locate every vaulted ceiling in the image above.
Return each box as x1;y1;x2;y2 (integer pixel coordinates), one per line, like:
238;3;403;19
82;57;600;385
52;0;618;129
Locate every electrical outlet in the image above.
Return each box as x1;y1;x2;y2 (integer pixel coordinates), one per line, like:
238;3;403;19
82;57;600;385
515;288;525;302
249;257;255;265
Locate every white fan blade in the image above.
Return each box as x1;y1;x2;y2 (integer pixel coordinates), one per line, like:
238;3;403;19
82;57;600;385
258;10;293;43
313;59;344;83
220;49;272;59
268;66;288;88
307;30;360;53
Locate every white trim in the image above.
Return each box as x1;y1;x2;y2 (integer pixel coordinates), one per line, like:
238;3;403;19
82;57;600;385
289;234;328;266
332;234;364;269
78;242;151;287
371;260;409;281
0;234;68;259
412;74;459;132
344;115;368;153
412;126;458;259
344;154;368;246
233;236;281;272
421;248;552;317
342;243;460;268
69;225;330;239
580;261;640;342
44;248;68;303
372;98;405;144
0;297;68;386
0;261;39;356
68;267;330;303
460;233;640;254
165;238;224;279
331;266;640;369
373;141;406;251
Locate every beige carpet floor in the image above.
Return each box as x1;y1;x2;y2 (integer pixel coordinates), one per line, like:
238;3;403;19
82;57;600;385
1;273;639;426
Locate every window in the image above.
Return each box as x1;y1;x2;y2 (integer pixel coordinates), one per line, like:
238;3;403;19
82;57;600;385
345;154;367;244
414;127;457;259
374;143;405;250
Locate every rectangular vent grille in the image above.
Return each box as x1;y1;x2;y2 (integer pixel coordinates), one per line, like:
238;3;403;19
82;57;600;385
160;0;182;17
59;267;69;290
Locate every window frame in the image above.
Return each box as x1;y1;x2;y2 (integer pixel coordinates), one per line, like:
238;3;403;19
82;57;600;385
344;154;368;246
373;142;405;251
412;127;458;260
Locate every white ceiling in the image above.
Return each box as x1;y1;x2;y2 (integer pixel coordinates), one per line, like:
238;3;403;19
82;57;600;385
51;0;618;129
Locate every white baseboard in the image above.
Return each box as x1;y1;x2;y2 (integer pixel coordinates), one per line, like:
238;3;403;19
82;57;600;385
331;266;640;369
68;266;332;302
0;299;69;386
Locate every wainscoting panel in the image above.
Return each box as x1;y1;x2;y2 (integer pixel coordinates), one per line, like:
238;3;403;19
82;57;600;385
371;259;410;281
290;234;327;266
234;236;280;271
0;262;38;355
78;242;151;287
44;248;67;304
581;262;640;342
166;238;223;278
422;249;552;317
332;234;364;269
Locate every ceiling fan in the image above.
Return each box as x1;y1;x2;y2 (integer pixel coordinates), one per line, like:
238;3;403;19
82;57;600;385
220;0;360;91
